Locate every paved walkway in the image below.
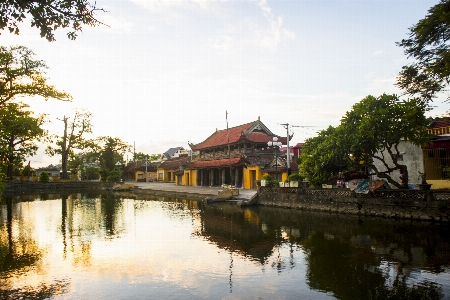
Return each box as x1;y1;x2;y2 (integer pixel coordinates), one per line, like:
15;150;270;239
126;181;257;199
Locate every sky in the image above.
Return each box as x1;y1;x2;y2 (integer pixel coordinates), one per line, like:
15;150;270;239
1;0;449;168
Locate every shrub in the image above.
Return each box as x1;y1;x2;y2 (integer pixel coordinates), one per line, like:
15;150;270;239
262;174;272;181
39;172;50;182
288;173;303;182
265;180;279;187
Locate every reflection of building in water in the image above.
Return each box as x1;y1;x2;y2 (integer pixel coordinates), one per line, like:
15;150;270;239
198;203;285;263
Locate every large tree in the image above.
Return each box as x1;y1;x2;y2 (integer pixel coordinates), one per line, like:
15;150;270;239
46;109;93;179
339;94;431;188
0;45;72;105
0;0;106;41
397;0;450;103
300;94;431;188
300;126;350;187
0;102;48;179
79;136;129;181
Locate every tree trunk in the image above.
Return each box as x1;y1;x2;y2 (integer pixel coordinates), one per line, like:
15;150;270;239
61;116;69;179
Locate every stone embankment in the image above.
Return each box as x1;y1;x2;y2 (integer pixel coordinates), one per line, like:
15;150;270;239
257;187;450;222
2;181;114;196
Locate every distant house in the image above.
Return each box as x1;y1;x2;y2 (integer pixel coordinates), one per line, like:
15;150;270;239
157;156;190;183
422;117;450;189
163;147;189;159
35;164;65;179
123;160;158;182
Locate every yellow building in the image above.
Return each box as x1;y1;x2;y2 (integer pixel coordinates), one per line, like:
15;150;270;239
187;118;293;189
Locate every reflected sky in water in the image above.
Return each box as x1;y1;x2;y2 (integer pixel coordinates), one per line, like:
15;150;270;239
0;193;449;299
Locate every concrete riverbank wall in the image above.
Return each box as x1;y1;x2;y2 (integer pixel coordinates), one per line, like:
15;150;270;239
257;187;450;222
2;181;114;196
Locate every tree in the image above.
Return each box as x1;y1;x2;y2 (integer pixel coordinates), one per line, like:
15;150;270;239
0;102;48;179
300;94;431;188
397;0;450;103
79;136;130;181
300;126;350;187
0;45;72;105
46;109;93;179
133;152;159;162
96;136;129;181
339;94;431;188
0;0;106;41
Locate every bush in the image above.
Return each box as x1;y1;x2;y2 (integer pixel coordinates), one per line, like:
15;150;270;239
262;174;272;181
39;172;50;182
107;169;122;182
265;180;279;187
288;173;303;182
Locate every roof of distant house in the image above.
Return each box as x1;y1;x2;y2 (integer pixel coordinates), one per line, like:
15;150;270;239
163;147;185;158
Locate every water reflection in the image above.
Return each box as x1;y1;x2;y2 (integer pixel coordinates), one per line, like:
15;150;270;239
0;193;448;299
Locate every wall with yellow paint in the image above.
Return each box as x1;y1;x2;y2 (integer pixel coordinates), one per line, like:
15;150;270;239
428;180;450;189
242;166;264;189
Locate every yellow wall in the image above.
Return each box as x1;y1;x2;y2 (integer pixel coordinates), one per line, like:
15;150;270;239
428;180;450;189
135;171;157;181
243;166;265;189
180;169;197;186
156;169;176;182
175;170;198;186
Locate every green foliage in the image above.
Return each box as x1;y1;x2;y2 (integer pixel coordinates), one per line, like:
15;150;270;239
262;174;272;181
82;165;100;180
340;94;430;188
397;0;450;103
39;172;50;183
0;46;72;105
301;94;431;188
300;126;348;187
0;1;106;41
287;173;302;182
0;102;48;179
21;165;32;177
93;136;129;172
106;169;122;182
265;180;279;188
133;152;159;162
46;109;93;179
0;171;5;192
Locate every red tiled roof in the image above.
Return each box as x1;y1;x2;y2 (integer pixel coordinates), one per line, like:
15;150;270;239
189;157;243;168
159;157;190;170
190;122;254;150
189;120;279;150
430;117;450;129
245;132;285;143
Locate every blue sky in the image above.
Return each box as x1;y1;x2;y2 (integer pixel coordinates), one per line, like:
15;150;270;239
1;0;447;167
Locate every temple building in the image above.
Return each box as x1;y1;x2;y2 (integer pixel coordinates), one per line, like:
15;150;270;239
185;117;293;189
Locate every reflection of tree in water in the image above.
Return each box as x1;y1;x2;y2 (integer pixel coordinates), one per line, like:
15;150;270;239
100;194;124;237
0;197;42;273
0;279;70;300
0;197;70;298
302;232;443;299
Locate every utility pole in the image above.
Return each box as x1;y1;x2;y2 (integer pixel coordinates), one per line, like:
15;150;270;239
280;123;291;176
280;123;317;176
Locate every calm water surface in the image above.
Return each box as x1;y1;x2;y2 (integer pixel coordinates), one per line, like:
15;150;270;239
0;192;449;299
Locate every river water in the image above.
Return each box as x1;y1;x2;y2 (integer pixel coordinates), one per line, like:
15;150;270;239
0;192;449;300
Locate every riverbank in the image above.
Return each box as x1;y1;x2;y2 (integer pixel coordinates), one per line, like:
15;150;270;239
258;187;450;222
3;181;449;222
2;181;114;196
